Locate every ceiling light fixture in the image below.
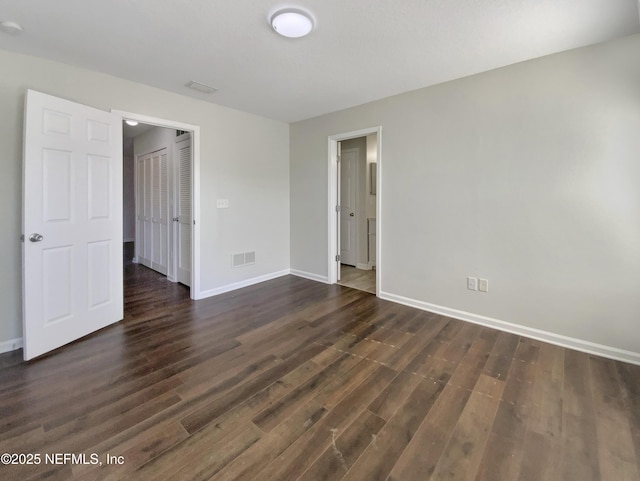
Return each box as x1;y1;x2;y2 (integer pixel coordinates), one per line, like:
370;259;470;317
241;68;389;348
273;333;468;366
270;8;314;38
0;20;23;35
125;120;139;126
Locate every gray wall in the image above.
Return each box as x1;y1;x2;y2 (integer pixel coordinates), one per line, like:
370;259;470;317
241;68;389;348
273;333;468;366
290;34;640;356
1;48;290;345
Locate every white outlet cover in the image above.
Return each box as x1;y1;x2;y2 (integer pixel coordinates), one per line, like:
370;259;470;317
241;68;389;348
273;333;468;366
467;277;478;291
216;199;229;208
479;278;489;292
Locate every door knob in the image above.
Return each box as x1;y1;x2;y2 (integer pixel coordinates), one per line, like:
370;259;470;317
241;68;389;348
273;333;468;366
29;233;44;242
349;213;355;217
173;217;179;222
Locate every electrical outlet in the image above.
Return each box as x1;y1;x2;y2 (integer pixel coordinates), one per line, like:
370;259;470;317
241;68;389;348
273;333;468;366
467;277;478;291
216;199;229;208
478;278;489;292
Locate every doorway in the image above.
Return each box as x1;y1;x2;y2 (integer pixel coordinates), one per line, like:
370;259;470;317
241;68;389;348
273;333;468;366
21;92;201;360
115;109;201;299
122;123;193;287
328;127;381;296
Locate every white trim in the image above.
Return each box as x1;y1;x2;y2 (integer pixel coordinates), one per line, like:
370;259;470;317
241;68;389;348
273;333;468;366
355;263;371;271
379;290;640;366
328;127;382;297
112;110;201;301
290;269;330;283
123;237;135;243
198;270;291;299
0;337;23;354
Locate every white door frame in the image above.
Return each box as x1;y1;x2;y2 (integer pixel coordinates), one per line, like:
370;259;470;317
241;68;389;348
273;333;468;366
113;109;201;300
328;126;382;296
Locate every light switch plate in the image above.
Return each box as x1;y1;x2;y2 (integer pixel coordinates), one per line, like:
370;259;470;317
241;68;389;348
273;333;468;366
217;199;229;208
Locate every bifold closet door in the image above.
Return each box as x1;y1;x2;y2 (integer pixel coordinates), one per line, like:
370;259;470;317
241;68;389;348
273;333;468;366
135;157;147;266
136;148;168;275
175;136;192;286
151;150;168;274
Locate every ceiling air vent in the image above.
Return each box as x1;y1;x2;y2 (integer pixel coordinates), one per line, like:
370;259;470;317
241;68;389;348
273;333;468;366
185;80;218;94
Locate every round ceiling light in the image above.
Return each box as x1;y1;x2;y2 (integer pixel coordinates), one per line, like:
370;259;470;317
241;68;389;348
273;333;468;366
270;8;314;38
125;120;139;126
0;20;24;35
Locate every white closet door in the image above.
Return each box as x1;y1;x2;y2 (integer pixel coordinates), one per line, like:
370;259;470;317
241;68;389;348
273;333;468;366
151;152;162;272
137;148;169;275
150;149;168;274
135;157;145;264
143;154;153;268
176;136;192;286
160;151;169;273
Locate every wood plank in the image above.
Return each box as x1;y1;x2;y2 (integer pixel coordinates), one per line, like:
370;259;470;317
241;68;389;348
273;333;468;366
429;374;504;481
482;331;520;380
297;409;386;481
367;370;423;421
589;356;640;480
516;343;564;481
616;361;640;464
387;380;474;480
340;377;446;481
209;402;328;481
559;350;600;481
179;342;325;434
133;422;262;481
474;338;539;481
257;365;396;481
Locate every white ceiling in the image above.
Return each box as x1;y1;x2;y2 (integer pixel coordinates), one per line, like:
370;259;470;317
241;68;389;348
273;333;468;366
1;0;638;122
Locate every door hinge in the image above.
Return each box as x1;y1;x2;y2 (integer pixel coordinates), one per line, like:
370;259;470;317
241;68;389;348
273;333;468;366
335;255;341;262
336;155;341;163
335;205;340;212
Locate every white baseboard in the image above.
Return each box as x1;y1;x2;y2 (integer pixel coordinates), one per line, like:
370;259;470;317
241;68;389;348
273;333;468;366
151;262;167;276
290;269;330;284
0;337;23;354
379;290;640;366
123;238;135;243
197;269;291;299
356;263;371;271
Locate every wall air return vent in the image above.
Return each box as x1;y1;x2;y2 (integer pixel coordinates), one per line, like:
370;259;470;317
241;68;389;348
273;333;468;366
232;251;256;268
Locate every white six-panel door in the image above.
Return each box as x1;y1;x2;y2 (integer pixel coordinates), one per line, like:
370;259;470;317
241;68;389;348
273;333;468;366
340;148;358;267
22;90;123;360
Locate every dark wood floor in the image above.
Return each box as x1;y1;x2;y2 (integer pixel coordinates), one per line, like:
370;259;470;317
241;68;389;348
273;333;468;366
1;258;639;481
